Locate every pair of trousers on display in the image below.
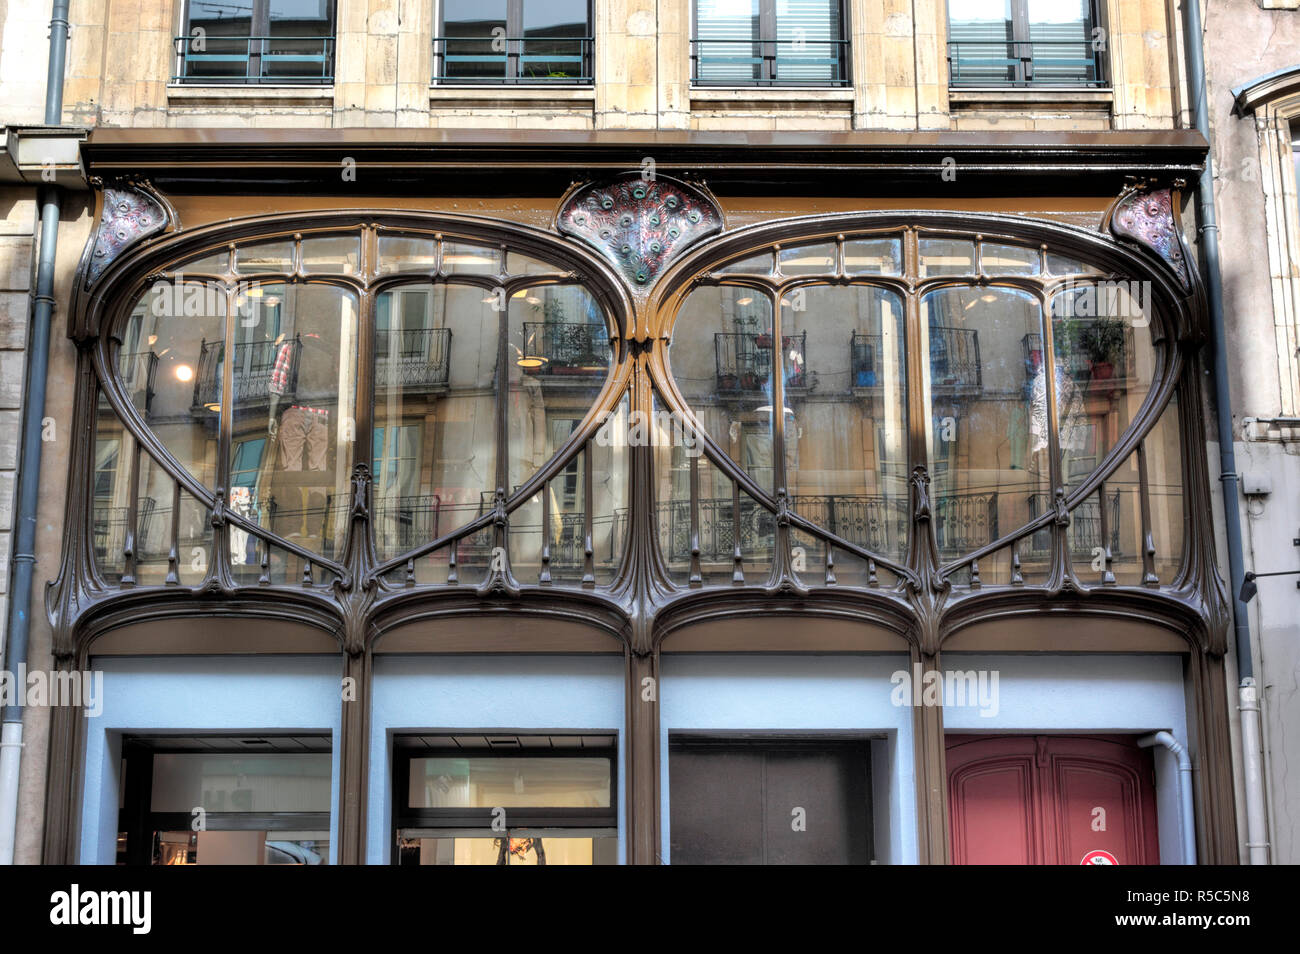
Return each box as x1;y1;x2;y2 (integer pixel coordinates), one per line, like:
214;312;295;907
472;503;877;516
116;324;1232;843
278;406;329;472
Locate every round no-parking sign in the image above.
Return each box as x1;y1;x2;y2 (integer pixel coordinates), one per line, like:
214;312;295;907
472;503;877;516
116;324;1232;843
1080;849;1120;865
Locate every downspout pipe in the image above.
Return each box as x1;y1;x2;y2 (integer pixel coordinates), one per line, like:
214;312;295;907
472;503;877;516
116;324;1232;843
1139;732;1196;865
0;0;70;865
1180;0;1269;863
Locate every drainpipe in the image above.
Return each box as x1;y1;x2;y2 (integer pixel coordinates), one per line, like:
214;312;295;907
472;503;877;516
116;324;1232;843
1139;732;1196;865
0;0;70;865
1180;0;1269;864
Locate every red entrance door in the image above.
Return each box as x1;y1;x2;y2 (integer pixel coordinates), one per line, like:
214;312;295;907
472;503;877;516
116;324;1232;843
946;735;1160;865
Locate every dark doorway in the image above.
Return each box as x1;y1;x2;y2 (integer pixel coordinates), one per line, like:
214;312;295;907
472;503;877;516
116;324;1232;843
669;736;873;864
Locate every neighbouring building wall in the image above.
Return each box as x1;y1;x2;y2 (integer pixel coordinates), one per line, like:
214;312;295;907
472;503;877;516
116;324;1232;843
1204;0;1300;865
0;187;36;680
12;197;92;865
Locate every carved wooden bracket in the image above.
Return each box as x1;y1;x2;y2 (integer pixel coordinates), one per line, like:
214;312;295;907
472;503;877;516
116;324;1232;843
83;181;172;290
1107;181;1192;291
556;174;723;291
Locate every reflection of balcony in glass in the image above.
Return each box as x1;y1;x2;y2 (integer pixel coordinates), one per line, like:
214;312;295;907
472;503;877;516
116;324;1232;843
715;331;807;392
191;336;303;411
375;327;451;390
1026;490;1121;559
93;497;157;563
654;490;996;564
928;325;981;390
1023;325;1132;388
119;350;159;414
850;333;880;388
520;322;609;377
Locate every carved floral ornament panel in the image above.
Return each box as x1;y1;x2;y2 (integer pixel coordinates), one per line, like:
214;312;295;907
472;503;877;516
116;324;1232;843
74;182;1206;612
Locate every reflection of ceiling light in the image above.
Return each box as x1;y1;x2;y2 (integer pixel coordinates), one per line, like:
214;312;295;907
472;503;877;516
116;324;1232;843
174;364;194;382
445;254;496;267
246;287;264;298
525;296;542;305
511;344;547;369
736;296;753;306
264;296;281;307
511;289;528;299
756;405;794;415
204;402;220;413
147;334;157;346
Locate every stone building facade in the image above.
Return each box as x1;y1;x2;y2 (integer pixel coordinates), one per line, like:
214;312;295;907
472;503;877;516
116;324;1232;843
0;0;1278;865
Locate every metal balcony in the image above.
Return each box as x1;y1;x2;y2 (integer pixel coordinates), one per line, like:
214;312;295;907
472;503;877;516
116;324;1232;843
715;331;807;393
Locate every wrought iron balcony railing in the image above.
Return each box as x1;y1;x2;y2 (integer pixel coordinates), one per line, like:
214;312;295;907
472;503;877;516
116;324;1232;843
93;497;157;562
375;327;452;390
172;35;335;85
433;36;594;84
191;336;302;411
947;39;1105;88
715;331;807;392
691;37;850;87
520;322;610;376
928;325;982;389
1026;490;1121;559
657;490;998;564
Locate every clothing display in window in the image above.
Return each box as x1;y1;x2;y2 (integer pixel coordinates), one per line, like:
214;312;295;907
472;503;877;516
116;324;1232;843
277;405;330;472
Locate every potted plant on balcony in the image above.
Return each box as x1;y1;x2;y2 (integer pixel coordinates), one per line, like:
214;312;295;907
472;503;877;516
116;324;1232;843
1081;317;1125;381
754;332;774;349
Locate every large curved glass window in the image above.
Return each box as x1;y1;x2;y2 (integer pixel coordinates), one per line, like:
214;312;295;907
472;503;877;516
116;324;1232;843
105;226;617;577
922;285;1047;563
668;229;1168;578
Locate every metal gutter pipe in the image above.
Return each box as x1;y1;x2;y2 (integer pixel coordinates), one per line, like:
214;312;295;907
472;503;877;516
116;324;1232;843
1139;732;1197;865
0;0;70;865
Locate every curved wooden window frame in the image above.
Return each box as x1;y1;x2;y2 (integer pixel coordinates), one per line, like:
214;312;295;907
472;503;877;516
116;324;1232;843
51;200;1227;655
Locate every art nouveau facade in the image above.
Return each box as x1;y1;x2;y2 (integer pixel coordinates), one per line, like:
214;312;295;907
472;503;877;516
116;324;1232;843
0;0;1261;865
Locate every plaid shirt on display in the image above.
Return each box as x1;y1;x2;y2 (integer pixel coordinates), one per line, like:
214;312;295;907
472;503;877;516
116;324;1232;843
269;341;294;396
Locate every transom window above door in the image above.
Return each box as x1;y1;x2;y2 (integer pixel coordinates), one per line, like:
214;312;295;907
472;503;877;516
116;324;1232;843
947;0;1105;88
435;0;594;85
692;0;849;87
175;0;337;85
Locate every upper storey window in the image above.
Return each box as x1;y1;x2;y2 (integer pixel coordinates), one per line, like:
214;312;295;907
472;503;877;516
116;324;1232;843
666;231;1179;584
691;0;849;88
435;0;594;85
174;0;337;85
947;0;1104;88
102;228;616;584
